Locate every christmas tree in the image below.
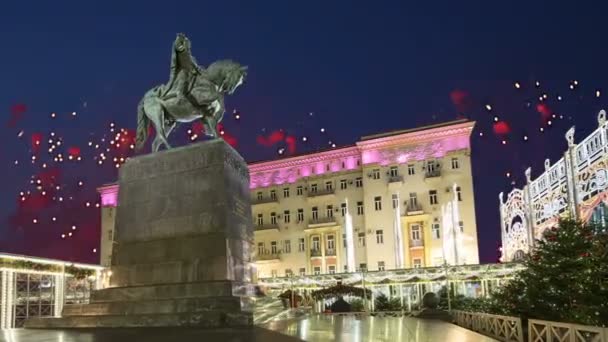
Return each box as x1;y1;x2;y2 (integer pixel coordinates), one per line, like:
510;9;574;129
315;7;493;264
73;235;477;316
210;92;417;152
492;218;608;326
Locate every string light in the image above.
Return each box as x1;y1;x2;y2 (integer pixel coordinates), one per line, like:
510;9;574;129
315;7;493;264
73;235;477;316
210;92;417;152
514;82;521;89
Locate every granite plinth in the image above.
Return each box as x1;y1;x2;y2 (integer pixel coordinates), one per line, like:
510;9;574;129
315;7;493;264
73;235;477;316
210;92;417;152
26;140;255;329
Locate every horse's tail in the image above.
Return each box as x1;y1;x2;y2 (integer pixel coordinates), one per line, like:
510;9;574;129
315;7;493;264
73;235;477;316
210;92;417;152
135;96;149;151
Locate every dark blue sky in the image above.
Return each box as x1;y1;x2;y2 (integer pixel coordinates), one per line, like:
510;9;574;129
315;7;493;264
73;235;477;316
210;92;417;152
1;1;607;263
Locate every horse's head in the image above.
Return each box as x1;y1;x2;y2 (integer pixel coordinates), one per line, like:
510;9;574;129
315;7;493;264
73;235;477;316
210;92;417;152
206;60;248;95
174;33;192;53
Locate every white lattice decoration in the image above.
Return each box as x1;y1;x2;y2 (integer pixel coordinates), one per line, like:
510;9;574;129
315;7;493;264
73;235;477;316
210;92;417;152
452;310;524;342
529;319;608;342
578;162;608;203
501;189;530;261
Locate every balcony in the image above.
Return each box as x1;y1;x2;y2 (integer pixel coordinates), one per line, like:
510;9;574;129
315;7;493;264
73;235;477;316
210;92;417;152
310;249;322;257
254;223;279;232
306;188;335;201
405;203;424;215
388;175;403;183
409;239;424;248
307;217;338;229
251;196;278;207
387;174;403;191
257;251;281;262
424;169;441;179
325;249;336;256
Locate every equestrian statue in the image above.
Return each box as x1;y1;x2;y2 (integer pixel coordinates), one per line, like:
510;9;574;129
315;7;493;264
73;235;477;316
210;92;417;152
135;33;247;152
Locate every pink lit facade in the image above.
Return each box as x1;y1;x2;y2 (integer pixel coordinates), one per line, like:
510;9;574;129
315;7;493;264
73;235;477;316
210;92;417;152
97;120;480;277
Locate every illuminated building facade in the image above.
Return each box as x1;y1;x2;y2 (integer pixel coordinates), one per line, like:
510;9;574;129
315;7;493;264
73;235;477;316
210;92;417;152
0;253;103;328
98;120;480;278
500;109;608;262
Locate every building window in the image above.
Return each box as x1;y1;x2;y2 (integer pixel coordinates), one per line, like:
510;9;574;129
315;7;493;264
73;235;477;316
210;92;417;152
459;220;464;233
271;270;278;277
376;230;384;244
411;224;421;241
372;169;380;180
328;265;336;274
374;196;382;211
407;164;415;175
327;235;335;251
392;194;399;209
270;190;277;200
432;223;441;239
285;269;293;277
326;205;334;218
297;209;304;222
413;259;422;268
283;188;290;198
311;183;318;193
298;238;305;252
313;267;321;275
297;186;303;196
409;193;418;208
358;232;366;247
378;261;385;271
299;268;306;276
340;179;347;190
325;181;333;191
343;234;347;248
355;177;363;187
429;190;438;205
257;242;264;255
312;207;318;220
451;157;460;169
270;241;278;254
359;263;367;272
389;166;398;177
341;203;347;216
284;210;290;223
312;236;321;250
257;214;263;226
456;187;462;201
270;212;277;225
108;229;113;241
357;201;364;215
256;192;263;200
284;239;291;253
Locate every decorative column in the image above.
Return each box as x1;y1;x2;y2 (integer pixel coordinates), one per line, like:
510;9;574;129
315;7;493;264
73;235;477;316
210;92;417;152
320;232;326;273
564;126;579;220
392;193;405;268
524;168;536;249
1;270;14;329
54;272;65;318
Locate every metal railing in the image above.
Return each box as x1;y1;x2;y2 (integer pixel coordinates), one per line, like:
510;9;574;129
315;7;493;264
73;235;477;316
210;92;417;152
252;196;278;205
424;169;441;178
452;310;524;342
310;249;322;257
255;223;279;231
405;203;423;214
307;217;337;226
325;249;336;256
388;175;403;183
257;252;281;261
307;188;335;197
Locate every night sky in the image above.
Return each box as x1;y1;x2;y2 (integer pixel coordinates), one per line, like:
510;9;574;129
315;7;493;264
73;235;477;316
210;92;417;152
1;1;608;264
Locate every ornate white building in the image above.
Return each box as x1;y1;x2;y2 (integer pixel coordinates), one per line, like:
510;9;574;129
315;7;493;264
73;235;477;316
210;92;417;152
500;109;608;262
98;119;480;279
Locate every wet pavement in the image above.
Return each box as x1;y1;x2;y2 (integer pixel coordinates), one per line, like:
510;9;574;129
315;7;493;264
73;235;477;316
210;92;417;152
0;316;496;341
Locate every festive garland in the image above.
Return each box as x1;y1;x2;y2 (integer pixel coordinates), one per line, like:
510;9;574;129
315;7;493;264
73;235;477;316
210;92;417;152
65;265;96;280
0;258;61;272
0;258;95;280
311;284;372;300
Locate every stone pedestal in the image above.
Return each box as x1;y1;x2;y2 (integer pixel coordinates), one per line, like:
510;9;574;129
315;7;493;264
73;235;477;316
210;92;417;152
26;139;255;328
